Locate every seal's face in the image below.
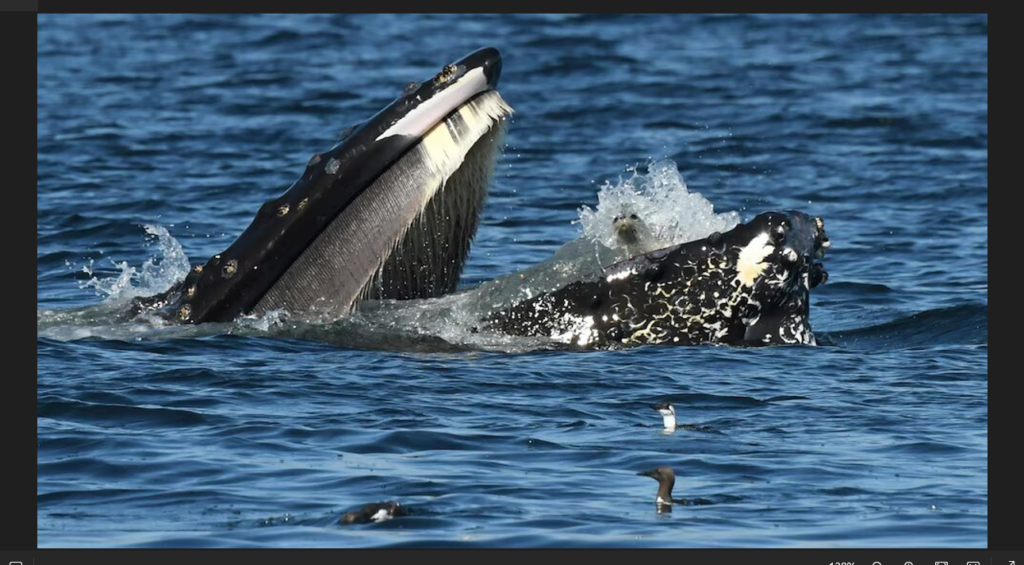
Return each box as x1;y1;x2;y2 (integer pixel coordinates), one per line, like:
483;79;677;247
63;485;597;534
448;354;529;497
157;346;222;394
612;213;642;245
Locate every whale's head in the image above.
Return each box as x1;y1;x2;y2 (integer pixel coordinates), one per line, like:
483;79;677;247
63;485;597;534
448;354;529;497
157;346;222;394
485;208;830;348
165;47;513;324
721;210;830;344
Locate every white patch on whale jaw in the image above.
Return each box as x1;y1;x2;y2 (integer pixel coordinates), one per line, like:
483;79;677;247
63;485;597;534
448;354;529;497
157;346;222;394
734;232;775;287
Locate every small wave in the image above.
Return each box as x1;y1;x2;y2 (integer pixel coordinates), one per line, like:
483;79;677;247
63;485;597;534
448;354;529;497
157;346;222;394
867;441;972;456
343;430;519;454
818;281;895;295
824;304;987;349
37;397;215;429
670;393;768;408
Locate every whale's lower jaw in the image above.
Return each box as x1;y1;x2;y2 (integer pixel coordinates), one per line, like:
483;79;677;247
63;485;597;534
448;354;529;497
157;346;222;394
486;211;830;349
252;91;511;321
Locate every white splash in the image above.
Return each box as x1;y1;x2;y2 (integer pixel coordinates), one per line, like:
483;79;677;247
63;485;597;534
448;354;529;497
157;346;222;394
605;268;637;283
78;224;191;304
237;308;290;332
549;313;598;346
577;159;740;251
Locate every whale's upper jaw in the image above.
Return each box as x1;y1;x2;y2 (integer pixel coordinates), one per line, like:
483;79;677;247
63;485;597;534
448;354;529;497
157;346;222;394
161;47;511;324
371;47;503;142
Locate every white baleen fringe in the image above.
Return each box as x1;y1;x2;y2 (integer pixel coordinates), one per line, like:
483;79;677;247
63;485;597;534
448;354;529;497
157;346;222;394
355;90;514;303
419;90;514;188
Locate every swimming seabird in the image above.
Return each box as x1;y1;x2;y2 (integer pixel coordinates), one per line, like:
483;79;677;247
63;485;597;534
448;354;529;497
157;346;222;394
339;500;406;525
652;402;677;431
637;466;713;512
650;402;715;433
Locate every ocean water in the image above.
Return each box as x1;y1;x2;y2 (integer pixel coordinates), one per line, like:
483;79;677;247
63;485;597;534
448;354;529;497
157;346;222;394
37;14;988;547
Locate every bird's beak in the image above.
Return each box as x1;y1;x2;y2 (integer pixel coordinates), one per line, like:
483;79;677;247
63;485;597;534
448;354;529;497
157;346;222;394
638;468;658;477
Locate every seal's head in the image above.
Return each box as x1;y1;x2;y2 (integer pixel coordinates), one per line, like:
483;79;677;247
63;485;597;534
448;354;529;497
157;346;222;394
613;213;644;246
613;211;662;256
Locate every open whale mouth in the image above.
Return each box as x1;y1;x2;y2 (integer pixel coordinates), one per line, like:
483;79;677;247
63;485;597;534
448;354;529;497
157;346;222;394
161;48;513;324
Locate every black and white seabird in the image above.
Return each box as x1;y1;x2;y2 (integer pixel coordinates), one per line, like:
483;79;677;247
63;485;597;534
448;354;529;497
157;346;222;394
650;402;714;433
652;402;677;431
637;466;712;512
339;500;406;525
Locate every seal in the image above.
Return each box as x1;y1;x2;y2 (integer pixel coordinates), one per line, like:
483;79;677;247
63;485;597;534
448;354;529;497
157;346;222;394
613;212;660;257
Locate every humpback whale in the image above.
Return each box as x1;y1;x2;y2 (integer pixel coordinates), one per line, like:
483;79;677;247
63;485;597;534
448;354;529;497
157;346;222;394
134;47;512;323
129;47;831;350
485;211;830;348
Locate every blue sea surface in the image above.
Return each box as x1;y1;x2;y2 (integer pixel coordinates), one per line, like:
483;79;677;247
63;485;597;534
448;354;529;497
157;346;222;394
37;14;988;547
